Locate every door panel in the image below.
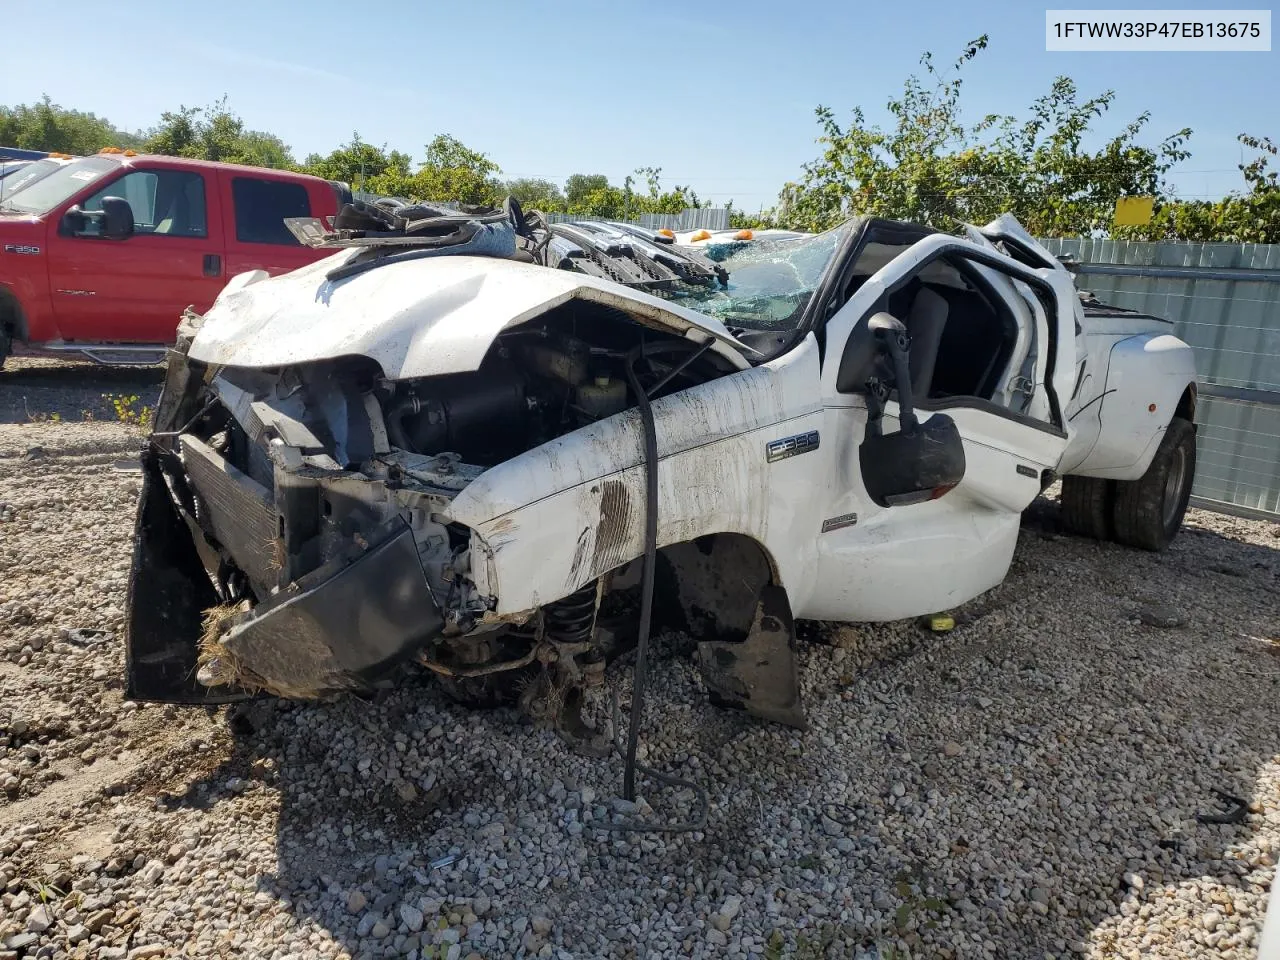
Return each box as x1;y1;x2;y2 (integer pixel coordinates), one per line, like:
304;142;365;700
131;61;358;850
220;172;318;277
46;168;226;343
812;233;1069;622
966;262;1038;413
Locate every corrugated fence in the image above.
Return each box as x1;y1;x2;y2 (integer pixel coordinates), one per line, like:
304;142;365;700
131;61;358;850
545;207;731;231
1041;237;1280;521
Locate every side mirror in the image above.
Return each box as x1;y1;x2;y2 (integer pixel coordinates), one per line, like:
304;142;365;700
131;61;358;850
837;311;918;432
61;198;134;239
60;204;89;235
839;310;967;506
858;412;965;507
100;196;135;239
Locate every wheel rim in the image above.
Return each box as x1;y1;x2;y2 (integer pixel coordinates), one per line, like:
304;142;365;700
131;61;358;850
1162;445;1187;526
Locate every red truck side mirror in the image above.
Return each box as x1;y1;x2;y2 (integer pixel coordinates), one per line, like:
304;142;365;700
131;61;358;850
99;196;135;239
61;197;135;240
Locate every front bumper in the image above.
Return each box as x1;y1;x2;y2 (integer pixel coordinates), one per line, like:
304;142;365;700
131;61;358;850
125;445;444;703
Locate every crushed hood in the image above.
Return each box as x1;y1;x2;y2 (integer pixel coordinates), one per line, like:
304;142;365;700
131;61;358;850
188;252;753;379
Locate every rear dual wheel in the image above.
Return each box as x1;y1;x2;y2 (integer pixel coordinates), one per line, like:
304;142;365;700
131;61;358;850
1059;416;1195;552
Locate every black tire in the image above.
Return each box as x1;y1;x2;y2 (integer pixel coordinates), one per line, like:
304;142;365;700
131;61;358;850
1060;475;1115;541
1112;416;1196;551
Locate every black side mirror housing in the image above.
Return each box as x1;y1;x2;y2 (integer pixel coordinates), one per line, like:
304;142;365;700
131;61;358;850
61;197;134;240
835;312;887;394
100;196;135;239
838;310;967;506
859;412;965;507
60;204;88;235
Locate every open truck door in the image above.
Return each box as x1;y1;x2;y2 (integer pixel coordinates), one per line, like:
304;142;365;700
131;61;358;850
805;230;1073;621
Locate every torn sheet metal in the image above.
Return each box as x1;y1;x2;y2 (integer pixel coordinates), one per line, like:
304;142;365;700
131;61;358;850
125;448;252;704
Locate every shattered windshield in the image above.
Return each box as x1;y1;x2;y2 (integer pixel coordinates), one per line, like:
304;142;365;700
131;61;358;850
666;222;852;331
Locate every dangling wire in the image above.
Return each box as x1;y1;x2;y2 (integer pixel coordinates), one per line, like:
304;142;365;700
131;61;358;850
620;344;660;802
597;339;713;835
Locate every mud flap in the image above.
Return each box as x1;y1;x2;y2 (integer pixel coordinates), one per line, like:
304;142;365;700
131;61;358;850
696;585;806;729
125;447;252;704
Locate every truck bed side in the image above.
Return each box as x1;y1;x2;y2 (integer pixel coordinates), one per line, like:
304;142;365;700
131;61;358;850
1060;303;1196;480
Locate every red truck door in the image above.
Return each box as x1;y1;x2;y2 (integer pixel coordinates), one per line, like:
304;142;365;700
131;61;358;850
219;171;329;277
44;163;228;343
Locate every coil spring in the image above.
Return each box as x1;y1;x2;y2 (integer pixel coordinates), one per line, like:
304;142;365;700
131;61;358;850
545;583;598;645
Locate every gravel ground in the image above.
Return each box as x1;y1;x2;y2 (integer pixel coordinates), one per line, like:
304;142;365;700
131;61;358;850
0;357;164;426
1;366;1278;960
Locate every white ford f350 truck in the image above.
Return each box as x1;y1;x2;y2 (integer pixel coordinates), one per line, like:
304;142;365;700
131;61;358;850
125;202;1197;737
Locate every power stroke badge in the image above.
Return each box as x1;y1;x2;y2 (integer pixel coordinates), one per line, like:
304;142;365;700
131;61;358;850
766;430;820;463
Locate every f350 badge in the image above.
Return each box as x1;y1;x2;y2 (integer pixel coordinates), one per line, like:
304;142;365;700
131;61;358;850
766;430;820;463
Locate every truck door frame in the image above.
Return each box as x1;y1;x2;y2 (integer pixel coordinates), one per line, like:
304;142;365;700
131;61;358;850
801;231;1073;623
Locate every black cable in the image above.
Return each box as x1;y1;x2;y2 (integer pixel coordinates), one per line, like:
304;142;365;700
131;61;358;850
599;688;709;835
644;338;715;398
598;338;713;836
621;344;659;801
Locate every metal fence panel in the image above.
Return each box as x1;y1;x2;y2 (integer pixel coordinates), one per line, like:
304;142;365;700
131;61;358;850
638;208;732;231
544;207;731;232
1041;237;1280;520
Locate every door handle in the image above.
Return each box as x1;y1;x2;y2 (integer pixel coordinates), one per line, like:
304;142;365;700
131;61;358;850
203;254;222;277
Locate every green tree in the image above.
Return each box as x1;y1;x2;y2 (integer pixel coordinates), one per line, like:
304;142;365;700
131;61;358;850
423;134;499;175
624;166;700;215
303;134;412;189
778;36;1191;237
565;174;611;208
503;177;565;211
143;97;296;168
559;168;700;219
0;95;139;155
369;133;504;206
1133;133;1280;243
727;204;782;230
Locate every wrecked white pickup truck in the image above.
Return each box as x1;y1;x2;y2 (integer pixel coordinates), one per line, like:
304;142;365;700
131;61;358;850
125;199;1198;738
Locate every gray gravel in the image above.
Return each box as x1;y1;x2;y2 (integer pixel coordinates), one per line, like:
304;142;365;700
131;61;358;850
1;384;1278;959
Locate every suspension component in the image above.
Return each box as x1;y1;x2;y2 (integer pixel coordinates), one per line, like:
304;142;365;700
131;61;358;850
544;582;598;646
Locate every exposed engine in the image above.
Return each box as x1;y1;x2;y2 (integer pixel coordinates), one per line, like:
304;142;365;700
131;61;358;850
129;293;735;748
383;327;632;467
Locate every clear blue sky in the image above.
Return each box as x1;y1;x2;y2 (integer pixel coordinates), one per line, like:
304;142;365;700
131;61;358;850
5;0;1275;211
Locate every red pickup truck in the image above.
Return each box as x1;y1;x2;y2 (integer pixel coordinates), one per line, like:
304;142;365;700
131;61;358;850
0;151;350;366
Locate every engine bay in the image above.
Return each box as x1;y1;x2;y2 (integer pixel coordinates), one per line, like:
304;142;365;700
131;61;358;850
133;298;737;742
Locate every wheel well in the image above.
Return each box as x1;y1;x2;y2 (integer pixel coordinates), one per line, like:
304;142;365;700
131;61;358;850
1175;383;1196;424
603;532;784;642
0;287;27;343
